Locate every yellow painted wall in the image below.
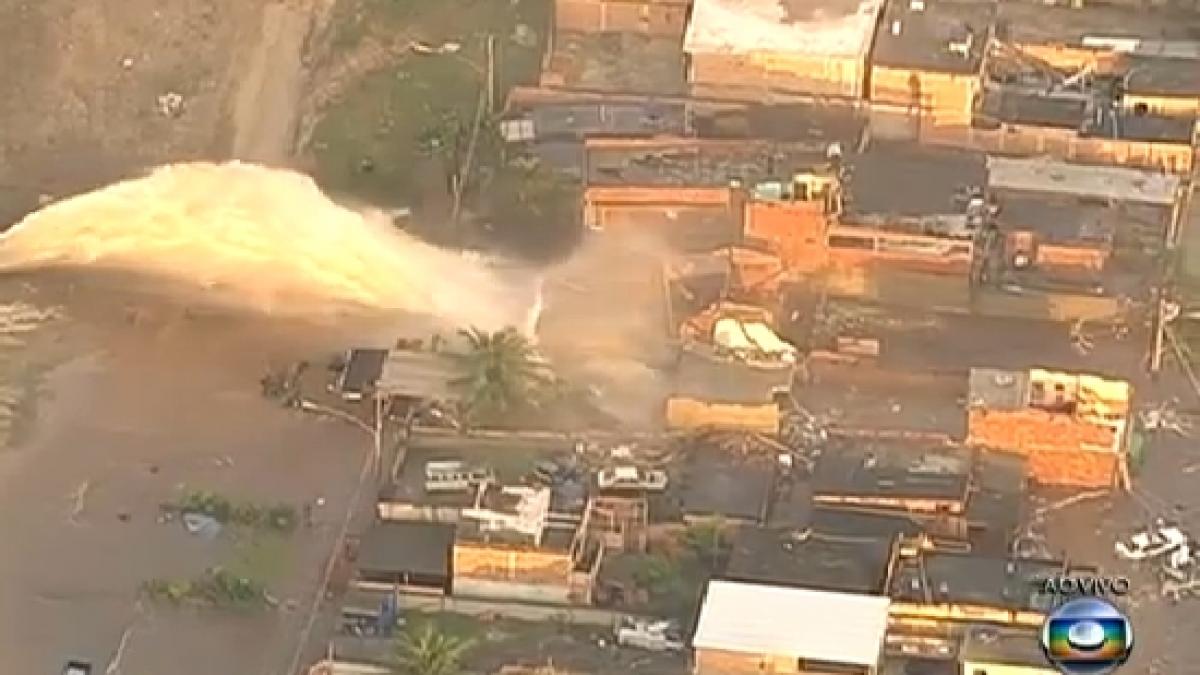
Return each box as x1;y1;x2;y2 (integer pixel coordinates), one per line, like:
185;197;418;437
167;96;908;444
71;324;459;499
962;660;1057;675
870;65;978;126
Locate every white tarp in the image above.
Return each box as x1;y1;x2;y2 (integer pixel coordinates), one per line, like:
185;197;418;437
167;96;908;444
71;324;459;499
713;318;754;352
743;321;796;357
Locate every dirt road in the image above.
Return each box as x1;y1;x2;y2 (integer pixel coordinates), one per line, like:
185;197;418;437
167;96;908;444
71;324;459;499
232;0;335;165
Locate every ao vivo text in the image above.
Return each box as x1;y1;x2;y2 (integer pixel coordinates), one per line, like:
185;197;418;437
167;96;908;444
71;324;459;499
1037;575;1132;597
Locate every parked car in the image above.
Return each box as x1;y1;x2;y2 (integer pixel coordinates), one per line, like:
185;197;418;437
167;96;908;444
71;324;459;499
1115;524;1188;561
597;466;668;492
614;616;684;653
63;662;92;675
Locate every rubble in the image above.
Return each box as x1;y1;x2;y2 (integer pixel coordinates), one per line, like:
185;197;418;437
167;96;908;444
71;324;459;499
156;91;183;117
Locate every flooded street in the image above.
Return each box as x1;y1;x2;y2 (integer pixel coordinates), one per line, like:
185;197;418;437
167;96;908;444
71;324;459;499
1040;426;1200;674
0;277;373;674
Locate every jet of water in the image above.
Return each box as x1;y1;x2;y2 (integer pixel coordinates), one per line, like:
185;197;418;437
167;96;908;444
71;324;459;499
0;162;532;331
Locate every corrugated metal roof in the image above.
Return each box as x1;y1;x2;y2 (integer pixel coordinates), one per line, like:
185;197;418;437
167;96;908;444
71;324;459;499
377;350;460;400
987;156;1181;206
693;580;889;666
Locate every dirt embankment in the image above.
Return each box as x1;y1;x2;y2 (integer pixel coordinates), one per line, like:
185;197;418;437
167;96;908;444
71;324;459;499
0;0;332;225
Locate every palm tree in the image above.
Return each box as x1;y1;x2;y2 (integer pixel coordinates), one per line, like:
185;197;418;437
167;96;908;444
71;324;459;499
449;326;552;425
393;622;474;675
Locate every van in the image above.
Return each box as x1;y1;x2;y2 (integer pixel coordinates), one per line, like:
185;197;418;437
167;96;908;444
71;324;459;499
424;460;491;493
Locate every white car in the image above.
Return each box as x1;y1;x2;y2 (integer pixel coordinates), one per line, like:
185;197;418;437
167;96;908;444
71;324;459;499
597;466;668;492
1115;525;1188;561
614;616;684;652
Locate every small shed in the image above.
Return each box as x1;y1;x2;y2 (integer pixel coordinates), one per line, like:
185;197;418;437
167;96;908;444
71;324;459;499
355;521;455;594
693;579;889;674
338;349;388;401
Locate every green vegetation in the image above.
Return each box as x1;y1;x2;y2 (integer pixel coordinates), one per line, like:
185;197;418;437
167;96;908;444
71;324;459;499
628;522;732;621
142;567;271;610
309;0;550;211
230;533;292;585
449;326;554;426
166;490;297;533
393;621;476;675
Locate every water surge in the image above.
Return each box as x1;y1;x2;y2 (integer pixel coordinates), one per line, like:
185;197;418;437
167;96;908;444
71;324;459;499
0;162;532;330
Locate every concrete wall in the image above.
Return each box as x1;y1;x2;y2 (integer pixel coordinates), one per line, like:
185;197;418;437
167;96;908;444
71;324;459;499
555;0;689;36
824;263;973;311
967;409;1121;487
695;648;871;675
870;66;979;127
744;201;830;274
452;577;574;604
1124;92;1200;118
688;51;867;99
397;591;630;624
961;659;1057;675
665;398;781;433
453;542;573;582
868;108;1195;174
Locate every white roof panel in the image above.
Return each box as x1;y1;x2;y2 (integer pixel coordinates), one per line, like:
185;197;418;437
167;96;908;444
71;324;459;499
986;156;1181;206
693;580;889;667
683;0;882;59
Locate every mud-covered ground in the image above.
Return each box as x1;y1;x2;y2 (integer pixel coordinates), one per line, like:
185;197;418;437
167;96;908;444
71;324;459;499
1041;427;1200;675
0;276;375;675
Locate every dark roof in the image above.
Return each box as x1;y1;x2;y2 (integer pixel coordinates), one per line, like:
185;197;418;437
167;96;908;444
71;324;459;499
725;527;894;593
681;446;774;522
890;552;1063;612
522;102;689;140
586;139;830;188
692;102;866;144
845;142;986;217
812;439;972;502
996;3;1200;47
1087;108;1195;143
966;452;1026;555
994;193;1118;245
1124;55;1200;97
356;521;455;578
341;348;388;394
960;626;1047;667
872;0;993;74
530;141;586;178
809;506;925;540
979;87;1088;129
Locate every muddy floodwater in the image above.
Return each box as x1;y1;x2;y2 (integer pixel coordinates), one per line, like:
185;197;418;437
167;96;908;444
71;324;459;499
0;274;375;674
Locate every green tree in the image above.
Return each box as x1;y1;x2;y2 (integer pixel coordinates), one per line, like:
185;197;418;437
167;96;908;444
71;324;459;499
449;326;551;425
393;623;474;675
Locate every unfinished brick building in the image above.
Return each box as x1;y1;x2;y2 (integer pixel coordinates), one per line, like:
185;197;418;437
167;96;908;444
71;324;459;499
966;367;1132;489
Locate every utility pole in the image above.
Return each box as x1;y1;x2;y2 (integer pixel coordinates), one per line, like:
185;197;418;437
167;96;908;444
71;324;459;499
486;34;497;116
451;84;488;230
373;393;385;482
1150;291;1168;375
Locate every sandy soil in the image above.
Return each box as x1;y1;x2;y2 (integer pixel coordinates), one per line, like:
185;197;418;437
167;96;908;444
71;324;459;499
0;0;329;225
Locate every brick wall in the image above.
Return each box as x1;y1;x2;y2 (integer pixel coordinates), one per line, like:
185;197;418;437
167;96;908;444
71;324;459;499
968;409;1120;487
453;542;573;583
